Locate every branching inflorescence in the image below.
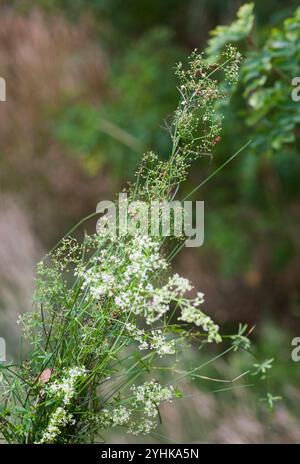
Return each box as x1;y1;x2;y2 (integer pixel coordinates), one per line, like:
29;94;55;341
0;47;242;443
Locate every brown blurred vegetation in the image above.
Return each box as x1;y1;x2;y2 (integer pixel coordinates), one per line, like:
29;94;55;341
0;11;109;245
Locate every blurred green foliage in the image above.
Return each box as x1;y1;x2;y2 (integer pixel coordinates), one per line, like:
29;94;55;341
206;2;255;57
54;28;182;176
213;4;300;152
201;4;300;282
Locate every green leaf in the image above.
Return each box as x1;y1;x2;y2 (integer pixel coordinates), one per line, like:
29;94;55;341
206;3;255;58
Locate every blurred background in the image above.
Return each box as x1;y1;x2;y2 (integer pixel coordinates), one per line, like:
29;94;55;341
0;0;300;443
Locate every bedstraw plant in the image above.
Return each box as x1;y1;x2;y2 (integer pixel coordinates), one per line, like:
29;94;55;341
0;46;249;444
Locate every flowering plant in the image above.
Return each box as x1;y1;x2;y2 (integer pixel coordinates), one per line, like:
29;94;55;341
0;47;246;444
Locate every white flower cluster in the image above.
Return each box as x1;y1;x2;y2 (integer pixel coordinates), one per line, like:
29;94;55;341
113;236;169;319
36;367;87;444
75;260;116;300
147;330;175;357
125;324;175;357
37;406;74;444
128;381;175;435
168;273;193;295
179;304;221;343
96;381;175;436
48;366;87;405
97;406;132;429
194;291;205;306
143;273;192;324
75;235;166;308
132;380;174;410
75;234;221;347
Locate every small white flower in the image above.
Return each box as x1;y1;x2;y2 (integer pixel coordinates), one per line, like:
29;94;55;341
48;366;87;405
37;406;73;444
